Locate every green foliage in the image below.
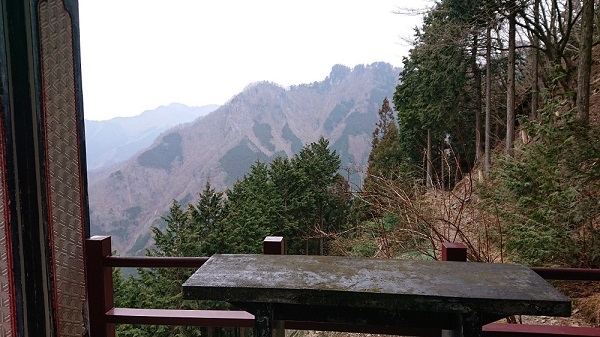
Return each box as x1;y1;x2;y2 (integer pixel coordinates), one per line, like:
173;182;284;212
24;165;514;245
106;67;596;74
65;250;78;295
365;98;404;181
281;123;303;153
252;122;275;151
115;140;352;335
478;111;600;267
124;206;141;220
219;139;270;184
362;98;417;219
290;138;347;254
114;183;230;337
324;100;354;132
224;137;350;255
137;133;183;171
222;161;285;253
392;0;486;187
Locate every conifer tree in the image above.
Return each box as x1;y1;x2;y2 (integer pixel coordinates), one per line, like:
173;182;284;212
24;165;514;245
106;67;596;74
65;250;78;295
115;185;228;337
189;182;226;255
367;98;402;178
291;138;344;254
221;161;284;254
394;2;474;187
362;98;404;216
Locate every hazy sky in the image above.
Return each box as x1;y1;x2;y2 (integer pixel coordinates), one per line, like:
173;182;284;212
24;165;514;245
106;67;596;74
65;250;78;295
78;1;427;121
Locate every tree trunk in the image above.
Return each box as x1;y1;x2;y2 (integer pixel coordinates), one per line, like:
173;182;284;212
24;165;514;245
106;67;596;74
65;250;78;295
522;0;540;145
476;68;483;181
426;129;433;188
485;27;492;175
473;33;483;162
441;140;445;188
576;0;594;124
506;7;516;157
531;0;540;121
319;205;324;255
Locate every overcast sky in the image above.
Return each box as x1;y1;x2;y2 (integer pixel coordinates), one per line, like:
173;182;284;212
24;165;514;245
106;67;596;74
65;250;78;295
78;1;427;121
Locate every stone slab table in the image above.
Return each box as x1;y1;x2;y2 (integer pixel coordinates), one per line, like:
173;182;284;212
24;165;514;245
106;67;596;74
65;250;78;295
183;254;570;337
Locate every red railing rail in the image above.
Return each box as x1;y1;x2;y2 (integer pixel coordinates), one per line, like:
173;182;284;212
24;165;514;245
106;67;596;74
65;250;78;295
85;235;286;337
441;243;600;281
530;267;600;281
442;243;600;337
86;238;600;337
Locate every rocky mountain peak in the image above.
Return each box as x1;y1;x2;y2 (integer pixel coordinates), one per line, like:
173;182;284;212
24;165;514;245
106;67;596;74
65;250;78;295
88;62;400;255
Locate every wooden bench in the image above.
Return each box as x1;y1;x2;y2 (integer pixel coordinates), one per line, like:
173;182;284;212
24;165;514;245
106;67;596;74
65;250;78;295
103;308;442;336
483;323;600;337
104;309;600;337
105;308;254;327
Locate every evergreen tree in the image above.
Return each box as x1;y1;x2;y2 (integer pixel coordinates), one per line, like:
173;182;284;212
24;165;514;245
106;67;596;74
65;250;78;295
268;139;348;254
479;113;600;267
268;156;305;250
150;200;196;257
189;182;226;255
362;98;406;218
291;138;344;254
221;161;284;254
115;184;229;337
394;2;475;188
365;98;403;181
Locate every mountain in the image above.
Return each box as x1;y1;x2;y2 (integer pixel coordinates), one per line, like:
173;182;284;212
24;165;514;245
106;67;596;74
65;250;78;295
85;103;219;170
87;62;400;255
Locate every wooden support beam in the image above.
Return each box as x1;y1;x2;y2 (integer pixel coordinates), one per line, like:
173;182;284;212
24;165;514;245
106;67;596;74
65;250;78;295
483;323;600;337
105;308;254;327
263;236;285;255
442;242;467;262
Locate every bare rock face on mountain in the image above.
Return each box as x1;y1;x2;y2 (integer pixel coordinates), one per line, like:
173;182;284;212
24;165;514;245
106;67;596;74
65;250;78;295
87;62;400;255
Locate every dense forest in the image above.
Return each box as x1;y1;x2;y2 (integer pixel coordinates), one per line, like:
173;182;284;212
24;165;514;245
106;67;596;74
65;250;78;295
114;0;600;335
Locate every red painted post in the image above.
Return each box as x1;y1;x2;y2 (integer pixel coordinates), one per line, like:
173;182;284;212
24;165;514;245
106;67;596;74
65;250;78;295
263;236;285;255
442;242;467;262
85;236;116;337
263;236;286;337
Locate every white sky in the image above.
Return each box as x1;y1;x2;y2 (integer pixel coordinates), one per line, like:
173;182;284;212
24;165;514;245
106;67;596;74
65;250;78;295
78;1;427;121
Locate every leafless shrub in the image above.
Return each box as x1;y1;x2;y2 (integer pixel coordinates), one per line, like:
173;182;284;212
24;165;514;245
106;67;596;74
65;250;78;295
353;155;503;262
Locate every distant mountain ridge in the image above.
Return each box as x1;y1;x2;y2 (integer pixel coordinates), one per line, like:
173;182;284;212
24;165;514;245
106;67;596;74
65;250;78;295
85;103;219;170
87;62;400;255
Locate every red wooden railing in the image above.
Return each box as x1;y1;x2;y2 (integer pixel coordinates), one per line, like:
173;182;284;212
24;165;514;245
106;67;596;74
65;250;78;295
442;243;600;337
85;237;600;337
86;235;283;337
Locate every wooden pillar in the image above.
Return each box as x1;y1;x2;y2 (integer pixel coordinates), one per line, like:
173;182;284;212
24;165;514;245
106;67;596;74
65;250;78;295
0;1;89;336
263;236;285;255
442;242;467;262
85;236;116;337
442;242;468;337
262;237;285;337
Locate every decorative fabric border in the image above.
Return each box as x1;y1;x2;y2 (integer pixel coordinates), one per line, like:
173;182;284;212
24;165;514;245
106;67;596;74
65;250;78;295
39;1;86;336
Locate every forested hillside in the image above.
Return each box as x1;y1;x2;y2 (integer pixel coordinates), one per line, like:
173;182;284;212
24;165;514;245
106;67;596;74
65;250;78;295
384;0;600;269
88;62;399;255
112;1;600;335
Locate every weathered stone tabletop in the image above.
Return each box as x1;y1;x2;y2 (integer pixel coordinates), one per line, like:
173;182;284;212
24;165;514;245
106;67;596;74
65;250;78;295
183;254;570;337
